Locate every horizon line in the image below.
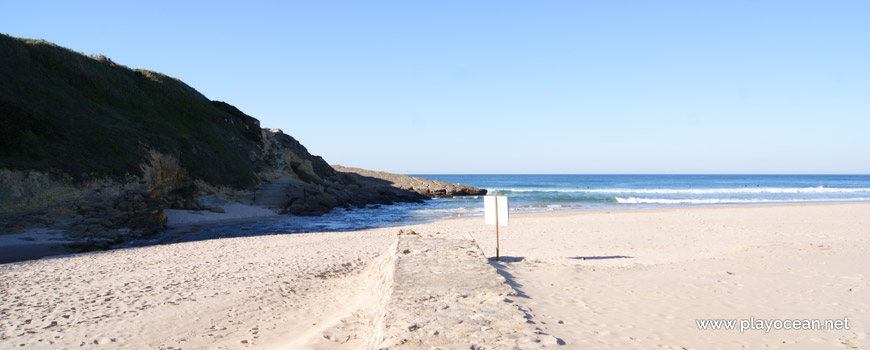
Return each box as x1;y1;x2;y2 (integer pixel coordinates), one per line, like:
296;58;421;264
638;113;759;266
405;173;870;176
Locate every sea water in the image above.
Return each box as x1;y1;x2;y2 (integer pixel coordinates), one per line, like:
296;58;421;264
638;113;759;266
145;174;870;244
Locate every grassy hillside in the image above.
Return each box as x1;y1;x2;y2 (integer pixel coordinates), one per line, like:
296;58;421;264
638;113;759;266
0;34;265;188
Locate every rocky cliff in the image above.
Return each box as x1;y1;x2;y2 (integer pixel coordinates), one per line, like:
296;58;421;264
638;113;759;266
0;34;484;245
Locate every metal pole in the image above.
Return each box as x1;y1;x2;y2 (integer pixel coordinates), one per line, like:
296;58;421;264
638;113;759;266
495;196;500;262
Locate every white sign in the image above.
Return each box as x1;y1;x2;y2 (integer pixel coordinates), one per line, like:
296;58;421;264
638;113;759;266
484;195;509;226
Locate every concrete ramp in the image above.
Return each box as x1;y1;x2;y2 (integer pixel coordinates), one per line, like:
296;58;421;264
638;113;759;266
375;231;560;349
307;230;564;349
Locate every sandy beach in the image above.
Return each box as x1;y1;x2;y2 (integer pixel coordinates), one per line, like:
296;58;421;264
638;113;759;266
460;203;870;349
1;203;868;349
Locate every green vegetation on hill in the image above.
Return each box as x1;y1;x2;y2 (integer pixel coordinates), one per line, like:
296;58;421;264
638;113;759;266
0;34;264;188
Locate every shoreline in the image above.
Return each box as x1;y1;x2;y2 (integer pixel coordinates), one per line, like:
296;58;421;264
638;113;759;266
0;228;76;264
2;201;867;265
501;200;870;218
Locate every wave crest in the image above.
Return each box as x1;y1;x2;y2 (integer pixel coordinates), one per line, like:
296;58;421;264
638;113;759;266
494;187;870;195
615;197;870;204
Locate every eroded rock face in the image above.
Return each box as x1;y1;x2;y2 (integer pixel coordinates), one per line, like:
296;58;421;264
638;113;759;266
241;130;484;217
0;130;485;244
0;176;168;245
69;190;166;243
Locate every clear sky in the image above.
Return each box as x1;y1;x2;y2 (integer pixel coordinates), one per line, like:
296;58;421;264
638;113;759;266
3;1;868;174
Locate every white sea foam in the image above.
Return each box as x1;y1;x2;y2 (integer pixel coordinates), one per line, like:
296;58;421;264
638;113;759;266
615;197;870;205
412;207;484;214
495;187;870;195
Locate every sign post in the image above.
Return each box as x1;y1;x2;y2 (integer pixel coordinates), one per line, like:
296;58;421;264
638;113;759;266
484;195;509;261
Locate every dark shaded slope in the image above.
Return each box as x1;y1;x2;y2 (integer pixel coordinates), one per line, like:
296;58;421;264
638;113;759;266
0;34;262;187
0;34;486;251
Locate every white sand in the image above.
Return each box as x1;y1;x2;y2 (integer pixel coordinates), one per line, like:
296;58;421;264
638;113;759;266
1;203;867;349
453;203;870;349
0;227;399;349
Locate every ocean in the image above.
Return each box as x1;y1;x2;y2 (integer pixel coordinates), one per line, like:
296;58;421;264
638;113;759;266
142;174;870;245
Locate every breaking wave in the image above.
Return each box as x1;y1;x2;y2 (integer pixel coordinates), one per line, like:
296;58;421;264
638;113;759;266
615;197;870;204
494;187;870;195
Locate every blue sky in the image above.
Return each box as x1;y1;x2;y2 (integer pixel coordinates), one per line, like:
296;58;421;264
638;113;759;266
3;1;868;174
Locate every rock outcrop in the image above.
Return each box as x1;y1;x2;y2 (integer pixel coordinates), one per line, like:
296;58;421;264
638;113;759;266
234;129;459;216
232;130;486;216
0;34;485;246
334;165;487;198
